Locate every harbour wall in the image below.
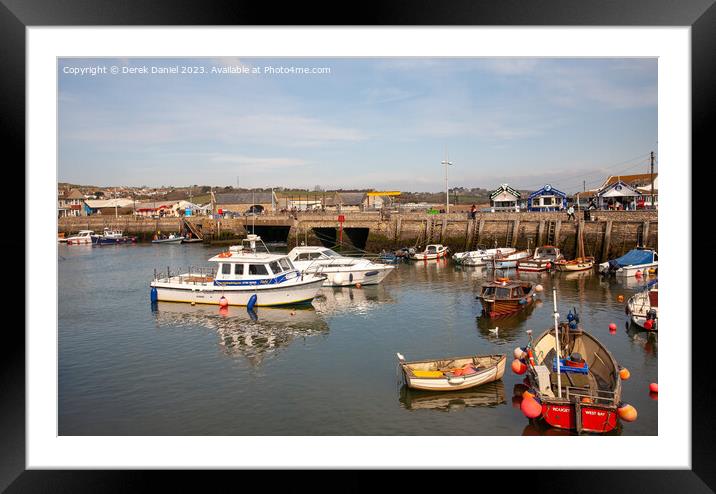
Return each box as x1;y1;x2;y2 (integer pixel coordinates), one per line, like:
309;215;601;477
58;210;658;261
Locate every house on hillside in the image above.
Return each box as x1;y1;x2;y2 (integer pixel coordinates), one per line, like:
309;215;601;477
58;189;86;217
526;184;567;212
489;184;521;212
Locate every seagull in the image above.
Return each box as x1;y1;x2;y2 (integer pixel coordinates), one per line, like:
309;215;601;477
488;326;499;336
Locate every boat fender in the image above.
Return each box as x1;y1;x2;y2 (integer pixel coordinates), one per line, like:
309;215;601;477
349;273;353;283
365;271;379;277
150;287;158;303
511;359;527;375
617;402;638;422
520;396;542;419
568;320;577;330
247;294;258;312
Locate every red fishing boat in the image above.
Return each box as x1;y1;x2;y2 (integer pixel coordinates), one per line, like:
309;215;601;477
515;289;634;434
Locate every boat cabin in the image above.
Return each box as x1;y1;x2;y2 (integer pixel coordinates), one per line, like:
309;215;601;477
533;246;561;259
480;280;534;300
209;235;300;285
288;246;343;262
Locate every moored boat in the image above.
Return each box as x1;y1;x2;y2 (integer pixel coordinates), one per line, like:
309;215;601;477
396;352;506;392
486;249;531;269
516;290;627;434
152;233;185;244
517;245;564;272
626;279;658;331
287;246;395;287
95;227;137;245
65;230;97;245
149;234;326;307
411;244;449;261
599;247;658;278
452;246;516;266
555;227;594;272
476;276;537;318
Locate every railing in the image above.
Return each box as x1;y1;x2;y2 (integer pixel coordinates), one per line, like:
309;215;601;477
153;265;216;283
565;386;617;406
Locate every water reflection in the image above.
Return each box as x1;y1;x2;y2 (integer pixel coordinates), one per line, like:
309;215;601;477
152;302;329;366
399;381;506;412
626;322;658;356
312;285;395;316
475;302;540;342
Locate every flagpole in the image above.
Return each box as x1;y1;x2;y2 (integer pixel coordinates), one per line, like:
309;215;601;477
553;287;562;398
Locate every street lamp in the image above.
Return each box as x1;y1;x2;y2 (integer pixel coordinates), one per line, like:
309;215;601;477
441;156;453;213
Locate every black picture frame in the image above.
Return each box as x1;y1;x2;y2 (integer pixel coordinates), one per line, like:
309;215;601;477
5;0;709;490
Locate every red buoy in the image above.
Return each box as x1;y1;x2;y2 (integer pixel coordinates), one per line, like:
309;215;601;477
609;323;617;331
644;319;653;330
635;270;642;278
649;382;658;393
546;262;552;269
219;296;228;308
521;396;542;419
512;359;527;375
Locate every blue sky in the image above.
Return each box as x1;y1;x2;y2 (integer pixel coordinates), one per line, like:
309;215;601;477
58;57;657;193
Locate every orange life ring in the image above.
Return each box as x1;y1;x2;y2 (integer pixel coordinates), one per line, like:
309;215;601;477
496;277;509;283
218;251;232;258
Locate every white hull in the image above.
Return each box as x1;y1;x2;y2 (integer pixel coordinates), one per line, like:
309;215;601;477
412;251;449;261
626;289;658;330
453;247;516;266
151;275;325;306
600;261;657;278
402;357;506;391
312;266;394;287
152;237;185;244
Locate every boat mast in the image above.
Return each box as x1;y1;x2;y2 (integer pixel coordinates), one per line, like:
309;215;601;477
553;287;562;398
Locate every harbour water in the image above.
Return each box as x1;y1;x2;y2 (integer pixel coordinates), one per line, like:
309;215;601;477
58;243;657;435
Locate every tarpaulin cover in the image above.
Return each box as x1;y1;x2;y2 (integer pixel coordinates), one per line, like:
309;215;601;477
610;249;654;268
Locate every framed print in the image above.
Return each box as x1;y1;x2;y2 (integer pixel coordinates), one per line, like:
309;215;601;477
5;0;712;490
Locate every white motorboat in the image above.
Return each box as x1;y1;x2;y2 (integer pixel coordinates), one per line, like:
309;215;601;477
150;234;326;307
599;247;658;278
65;230;97;245
453;246;516;266
287;246;395;287
626;280;658;331
486;249;531;269
411;244;449;261
152;233;185;244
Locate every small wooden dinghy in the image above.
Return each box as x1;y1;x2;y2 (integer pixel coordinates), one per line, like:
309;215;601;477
397;353;506;391
555;225;594;272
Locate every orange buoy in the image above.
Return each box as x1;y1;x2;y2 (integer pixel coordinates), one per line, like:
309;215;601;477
521;396;542;419
511;359;527;375
608;323;617;331
219;296;228;307
649;382;658;393
355;283;362;288
581;397;593;404
617;295;624;302
619;367;631;380
618;403;638;422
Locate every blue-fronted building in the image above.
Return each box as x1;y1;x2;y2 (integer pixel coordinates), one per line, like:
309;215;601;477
526;184;567;211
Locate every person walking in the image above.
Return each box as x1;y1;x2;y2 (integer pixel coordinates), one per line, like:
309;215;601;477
567;204;575;221
470;204;477;220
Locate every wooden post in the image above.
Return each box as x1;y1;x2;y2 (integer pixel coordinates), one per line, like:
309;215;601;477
441;217;448;243
511;219;520;248
537;219;545;246
396;216;402;242
602;220;613;261
477;219;485;246
465;219;474;250
642;220;650;247
553;220;562;246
